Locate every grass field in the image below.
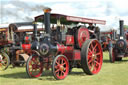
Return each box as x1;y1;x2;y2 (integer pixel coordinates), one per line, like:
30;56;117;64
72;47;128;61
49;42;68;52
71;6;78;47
0;52;128;85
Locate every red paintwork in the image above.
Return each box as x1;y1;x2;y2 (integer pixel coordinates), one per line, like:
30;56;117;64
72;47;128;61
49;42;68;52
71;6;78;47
66;35;74;45
25;36;29;40
22;44;31;51
77;27;90;48
64;53;73;60
57;44;73;54
64;50;81;61
25;36;30;43
125;31;128;47
73;50;81;60
66;16;106;25
101;32;113;34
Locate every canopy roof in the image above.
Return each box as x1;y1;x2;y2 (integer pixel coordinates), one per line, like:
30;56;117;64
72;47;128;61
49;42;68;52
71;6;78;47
35;13;106;25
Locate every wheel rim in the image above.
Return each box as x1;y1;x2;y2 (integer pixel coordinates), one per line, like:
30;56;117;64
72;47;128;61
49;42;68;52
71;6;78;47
87;40;102;74
0;53;9;70
28;55;43;77
53;55;69;80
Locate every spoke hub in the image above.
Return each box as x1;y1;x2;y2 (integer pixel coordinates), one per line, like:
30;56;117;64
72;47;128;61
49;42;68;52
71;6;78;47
59;65;64;71
92;54;96;60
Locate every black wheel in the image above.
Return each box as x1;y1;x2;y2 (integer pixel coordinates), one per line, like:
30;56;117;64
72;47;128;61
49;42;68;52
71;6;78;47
26;51;43;78
109;47;115;63
0;52;10;70
115;57;122;61
81;39;103;75
52;55;69;80
108;41;115;63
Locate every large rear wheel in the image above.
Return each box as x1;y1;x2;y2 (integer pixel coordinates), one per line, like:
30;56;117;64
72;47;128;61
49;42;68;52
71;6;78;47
0;52;10;70
26;51;43;78
81;39;103;75
52;55;69;80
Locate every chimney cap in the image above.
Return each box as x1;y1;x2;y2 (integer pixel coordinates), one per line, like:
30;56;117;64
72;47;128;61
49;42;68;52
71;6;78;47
43;8;52;13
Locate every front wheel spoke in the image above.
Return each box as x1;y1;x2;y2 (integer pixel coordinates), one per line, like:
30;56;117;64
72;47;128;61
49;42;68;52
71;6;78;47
63;67;66;71
55;66;58;69
91;63;95;71
2;63;6;66
56;61;60;66
62;70;65;74
61;59;63;64
60;71;63;76
62;62;66;66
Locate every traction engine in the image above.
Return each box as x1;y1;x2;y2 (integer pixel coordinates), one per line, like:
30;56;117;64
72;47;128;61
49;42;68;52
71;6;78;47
26;8;104;80
109;20;128;62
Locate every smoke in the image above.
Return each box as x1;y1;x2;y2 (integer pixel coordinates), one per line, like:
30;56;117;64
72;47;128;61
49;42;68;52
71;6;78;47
0;0;48;23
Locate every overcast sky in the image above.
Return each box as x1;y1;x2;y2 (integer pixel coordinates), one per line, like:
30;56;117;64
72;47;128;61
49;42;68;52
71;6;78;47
0;0;128;30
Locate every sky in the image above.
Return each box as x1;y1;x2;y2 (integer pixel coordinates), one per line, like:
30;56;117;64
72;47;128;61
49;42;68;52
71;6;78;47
0;0;128;31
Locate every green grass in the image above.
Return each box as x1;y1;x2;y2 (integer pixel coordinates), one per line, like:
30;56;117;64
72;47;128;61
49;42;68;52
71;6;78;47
0;52;128;85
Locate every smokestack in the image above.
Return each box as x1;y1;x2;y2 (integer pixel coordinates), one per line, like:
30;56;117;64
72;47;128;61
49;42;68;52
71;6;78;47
119;20;124;39
43;8;51;34
33;22;37;40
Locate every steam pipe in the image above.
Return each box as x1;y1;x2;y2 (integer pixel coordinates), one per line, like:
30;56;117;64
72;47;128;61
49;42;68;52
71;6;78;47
33;22;37;40
119;20;124;38
43;8;51;35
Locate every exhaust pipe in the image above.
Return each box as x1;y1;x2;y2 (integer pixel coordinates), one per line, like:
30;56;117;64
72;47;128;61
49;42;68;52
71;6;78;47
43;8;52;35
119;20;124;39
33;22;37;40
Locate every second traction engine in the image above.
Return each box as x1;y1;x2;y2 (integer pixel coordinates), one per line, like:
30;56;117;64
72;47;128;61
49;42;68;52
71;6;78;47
109;20;128;63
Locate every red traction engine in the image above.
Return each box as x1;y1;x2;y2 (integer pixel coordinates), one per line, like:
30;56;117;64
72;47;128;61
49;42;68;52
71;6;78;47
26;8;105;80
109;20;128;62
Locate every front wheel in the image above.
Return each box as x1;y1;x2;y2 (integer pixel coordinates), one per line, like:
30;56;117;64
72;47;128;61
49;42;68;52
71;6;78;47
81;39;103;75
26;51;43;78
52;55;69;80
0;52;10;70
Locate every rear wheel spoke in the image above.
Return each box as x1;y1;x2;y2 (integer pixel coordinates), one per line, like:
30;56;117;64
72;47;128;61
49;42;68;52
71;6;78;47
55;69;60;73
93;43;98;51
88;58;93;64
94;60;100;66
95;52;101;56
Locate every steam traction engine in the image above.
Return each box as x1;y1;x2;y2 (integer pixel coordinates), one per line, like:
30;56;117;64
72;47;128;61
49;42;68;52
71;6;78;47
0;28;11;70
8;22;42;67
0;23;43;70
101;30;117;51
26;8;106;80
109;20;128;63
